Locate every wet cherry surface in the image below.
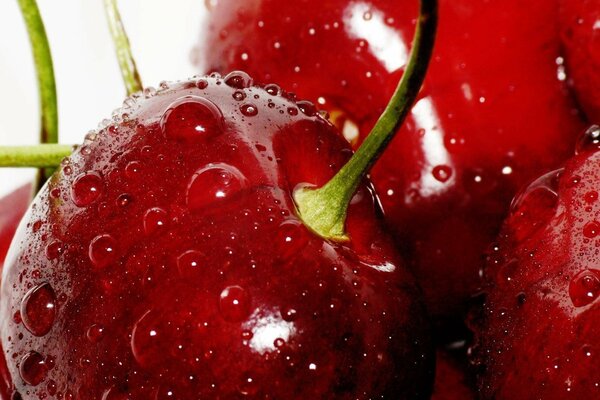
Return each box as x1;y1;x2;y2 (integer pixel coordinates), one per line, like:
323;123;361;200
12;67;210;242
200;0;586;320
0;76;433;399
560;0;600;121
473;130;600;399
0;185;31;399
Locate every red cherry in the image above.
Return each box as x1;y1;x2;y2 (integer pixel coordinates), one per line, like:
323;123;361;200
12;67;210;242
0;76;433;399
200;0;586;321
0;186;31;399
560;0;600;121
473;135;600;398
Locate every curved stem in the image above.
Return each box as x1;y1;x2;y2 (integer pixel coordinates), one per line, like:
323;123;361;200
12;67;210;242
103;0;143;95
0;145;72;168
294;0;438;241
17;0;59;187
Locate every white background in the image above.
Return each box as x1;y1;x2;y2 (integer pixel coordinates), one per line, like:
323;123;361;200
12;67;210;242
0;1;207;197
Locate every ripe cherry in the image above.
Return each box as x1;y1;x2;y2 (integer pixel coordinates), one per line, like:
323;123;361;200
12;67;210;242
200;0;586;321
560;0;600;121
0;75;434;399
473;125;600;399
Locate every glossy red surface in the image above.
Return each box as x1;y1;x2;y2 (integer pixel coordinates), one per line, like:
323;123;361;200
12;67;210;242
0;185;31;399
560;0;600;121
474;126;600;399
0;75;433;399
200;0;586;319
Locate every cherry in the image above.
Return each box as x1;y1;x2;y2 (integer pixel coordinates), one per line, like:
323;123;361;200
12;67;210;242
0;75;434;399
0;185;31;400
472;125;600;398
200;0;586;320
560;0;600;121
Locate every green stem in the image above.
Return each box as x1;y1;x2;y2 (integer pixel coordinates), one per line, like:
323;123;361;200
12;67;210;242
0;145;72;168
16;0;59;187
294;0;438;241
103;0;143;95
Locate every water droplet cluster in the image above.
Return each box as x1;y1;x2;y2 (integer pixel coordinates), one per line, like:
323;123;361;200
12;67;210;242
0;75;432;399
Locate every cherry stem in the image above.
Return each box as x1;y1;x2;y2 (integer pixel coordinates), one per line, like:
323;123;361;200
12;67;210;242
294;0;438;242
103;0;143;95
0;145;72;168
17;0;59;188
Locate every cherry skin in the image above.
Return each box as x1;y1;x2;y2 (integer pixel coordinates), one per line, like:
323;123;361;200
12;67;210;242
0;185;30;399
473;126;600;399
560;0;600;122
200;0;586;320
0;74;434;399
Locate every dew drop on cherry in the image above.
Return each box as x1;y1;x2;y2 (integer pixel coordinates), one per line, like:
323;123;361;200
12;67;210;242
19;351;47;386
86;324;105;343
569;269;600;307
45;241;63;260
238;372;259;396
585;191;598;204
21;283;56;336
160;96;224;140
131;310;164;369
264;84;280;96
297;100;317;117
575;125;600;154
186;164;246;211
583;221;600;238
71;171;103;207
276;220;309;261
219;286;251;322
143;207;168;235
177;250;205;278
224;71;252;89
432;165;453;183
240;104;258;116
89;234;118;268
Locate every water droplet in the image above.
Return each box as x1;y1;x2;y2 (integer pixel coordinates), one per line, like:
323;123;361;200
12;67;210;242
196;79;208;89
45;241;64;260
224;71;253;89
143;207;168;235
264;84;280;96
511;168;563;212
576;125;600;154
240;104;258;117
131;310;164;369
219;286;250;322
186;163;247;211
432;165;453;182
71;171;103;207
21;283;56;336
585;191;598;204
116;193;132;208
177;250;205;279
86;324;104;343
287;107;298;116
276;220;309;261
19;351;47;386
125;161;142;179
570;269;600;307
281;308;298;322
232;91;246;101
161;96;224;141
238;372;259;396
296;101;317;117
89;234;118;268
584;221;600;238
